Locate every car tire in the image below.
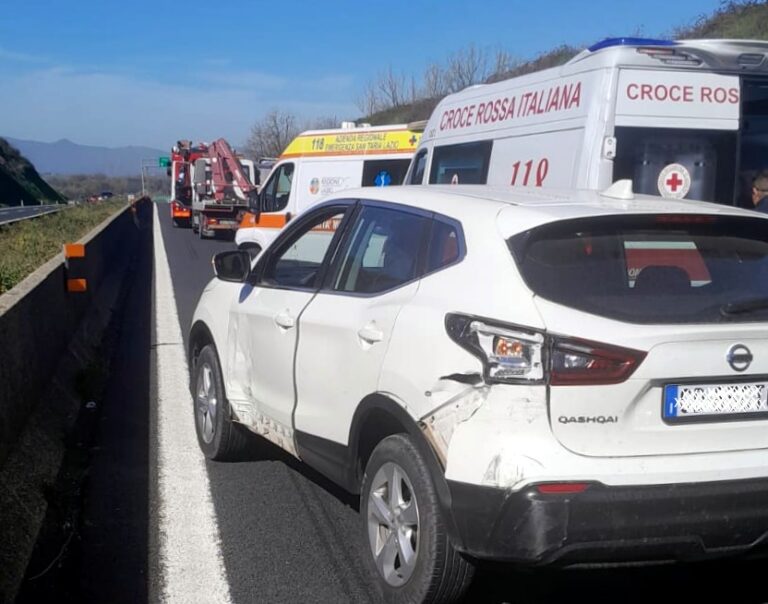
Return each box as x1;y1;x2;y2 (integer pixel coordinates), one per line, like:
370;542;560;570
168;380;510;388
361;434;474;604
172;219;179;228
193;344;250;461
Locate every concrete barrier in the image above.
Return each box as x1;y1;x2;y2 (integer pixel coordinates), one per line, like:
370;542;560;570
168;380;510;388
0;198;151;601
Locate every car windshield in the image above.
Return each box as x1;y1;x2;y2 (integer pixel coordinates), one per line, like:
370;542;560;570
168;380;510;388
509;213;768;324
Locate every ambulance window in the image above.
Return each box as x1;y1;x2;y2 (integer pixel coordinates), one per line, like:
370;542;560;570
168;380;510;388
613;127;736;205
429;140;492;185
409;150;428;184
261;163;294;212
362;159;411;187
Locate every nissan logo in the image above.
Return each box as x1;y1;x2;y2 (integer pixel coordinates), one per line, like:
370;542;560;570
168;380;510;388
727;344;753;372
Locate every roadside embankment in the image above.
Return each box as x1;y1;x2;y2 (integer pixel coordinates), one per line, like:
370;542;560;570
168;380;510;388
0;197;152;602
0;200;124;294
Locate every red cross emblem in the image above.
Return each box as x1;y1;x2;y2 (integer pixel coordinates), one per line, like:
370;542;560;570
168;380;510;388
666;172;684;192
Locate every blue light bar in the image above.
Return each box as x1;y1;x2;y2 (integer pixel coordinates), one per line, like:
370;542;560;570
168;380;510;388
588;38;677;52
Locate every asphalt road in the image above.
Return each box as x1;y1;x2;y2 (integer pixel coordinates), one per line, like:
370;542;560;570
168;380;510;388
0;204;60;225
151;202;768;604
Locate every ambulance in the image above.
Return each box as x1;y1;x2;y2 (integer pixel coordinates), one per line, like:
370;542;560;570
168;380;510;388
405;37;768;208
235;122;421;254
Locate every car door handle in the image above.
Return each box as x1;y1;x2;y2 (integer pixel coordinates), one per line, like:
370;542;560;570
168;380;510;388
358;322;384;344
274;311;295;330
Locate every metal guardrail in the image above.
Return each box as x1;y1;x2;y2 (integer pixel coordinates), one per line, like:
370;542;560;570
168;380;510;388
0;205;62;227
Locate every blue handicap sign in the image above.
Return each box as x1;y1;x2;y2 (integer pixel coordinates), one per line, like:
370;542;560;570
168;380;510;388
374;170;392;187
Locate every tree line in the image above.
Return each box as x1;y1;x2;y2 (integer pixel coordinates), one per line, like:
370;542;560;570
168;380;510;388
241;43;552;159
45;174;168;200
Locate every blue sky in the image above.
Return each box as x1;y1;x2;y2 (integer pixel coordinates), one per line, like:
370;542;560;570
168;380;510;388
0;0;722;150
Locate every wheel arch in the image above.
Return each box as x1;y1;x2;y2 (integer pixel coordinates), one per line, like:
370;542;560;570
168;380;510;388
348;393;464;550
189;320;216;383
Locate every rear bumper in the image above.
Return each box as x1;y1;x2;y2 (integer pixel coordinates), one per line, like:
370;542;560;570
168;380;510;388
448;477;768;565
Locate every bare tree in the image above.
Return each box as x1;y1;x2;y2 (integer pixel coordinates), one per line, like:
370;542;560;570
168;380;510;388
422;62;447;99
356;80;381;116
244;110;301;158
306;115;340;130
445;44;489;93
490;48;517;80
377;65;407;108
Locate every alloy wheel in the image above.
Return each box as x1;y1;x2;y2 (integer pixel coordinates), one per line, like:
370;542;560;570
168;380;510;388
195;362;217;444
367;461;420;586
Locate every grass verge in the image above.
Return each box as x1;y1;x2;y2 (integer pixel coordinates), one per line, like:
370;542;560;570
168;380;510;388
0;201;125;294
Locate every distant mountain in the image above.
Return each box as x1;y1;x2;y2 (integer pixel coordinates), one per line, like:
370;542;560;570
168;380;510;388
0;138;64;206
3;137;166;177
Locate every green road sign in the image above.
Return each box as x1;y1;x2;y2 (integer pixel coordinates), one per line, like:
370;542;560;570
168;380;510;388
159;156;171;167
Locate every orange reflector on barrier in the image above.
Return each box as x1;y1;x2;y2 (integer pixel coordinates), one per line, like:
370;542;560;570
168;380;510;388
63;242;86;293
63;243;85;258
67;278;87;292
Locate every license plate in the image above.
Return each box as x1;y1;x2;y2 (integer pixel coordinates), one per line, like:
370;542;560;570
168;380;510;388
663;381;768;420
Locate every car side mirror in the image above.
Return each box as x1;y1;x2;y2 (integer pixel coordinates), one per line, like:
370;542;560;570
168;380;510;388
212;250;251;282
248;189;261;213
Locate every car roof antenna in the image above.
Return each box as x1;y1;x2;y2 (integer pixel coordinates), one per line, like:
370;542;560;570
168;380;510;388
600;179;634;200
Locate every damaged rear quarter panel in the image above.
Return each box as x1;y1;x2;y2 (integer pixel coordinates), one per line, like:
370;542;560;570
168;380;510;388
377;238;548;489
442;384;549;489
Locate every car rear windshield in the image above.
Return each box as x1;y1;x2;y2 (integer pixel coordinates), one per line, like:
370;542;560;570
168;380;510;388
509;214;768;324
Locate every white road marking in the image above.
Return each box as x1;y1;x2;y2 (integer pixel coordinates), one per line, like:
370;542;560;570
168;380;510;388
152;204;233;603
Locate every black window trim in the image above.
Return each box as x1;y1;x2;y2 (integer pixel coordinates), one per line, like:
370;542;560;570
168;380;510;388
408;148;429;185
250;199;359;293
319;199;467;299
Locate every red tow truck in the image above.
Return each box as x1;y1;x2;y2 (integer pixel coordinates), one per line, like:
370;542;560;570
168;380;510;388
169;139;258;238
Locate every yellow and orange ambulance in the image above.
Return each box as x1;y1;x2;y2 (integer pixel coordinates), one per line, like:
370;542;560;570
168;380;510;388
235;122;421;255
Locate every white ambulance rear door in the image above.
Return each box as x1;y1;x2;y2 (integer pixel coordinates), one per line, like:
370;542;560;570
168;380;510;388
612;69;740;202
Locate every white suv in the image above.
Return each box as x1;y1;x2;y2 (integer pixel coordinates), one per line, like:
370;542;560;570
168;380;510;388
190;185;768;603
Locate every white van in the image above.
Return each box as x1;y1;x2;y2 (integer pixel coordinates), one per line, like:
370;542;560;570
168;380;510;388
235;122;421;254
405;37;768;208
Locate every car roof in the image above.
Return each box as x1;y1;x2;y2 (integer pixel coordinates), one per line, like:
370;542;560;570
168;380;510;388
334;185;765;236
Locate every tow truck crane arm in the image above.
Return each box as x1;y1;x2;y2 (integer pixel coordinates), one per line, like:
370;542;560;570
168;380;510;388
207;138;258;203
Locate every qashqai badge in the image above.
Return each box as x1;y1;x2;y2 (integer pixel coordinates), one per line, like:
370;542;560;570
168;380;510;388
727;344;753;372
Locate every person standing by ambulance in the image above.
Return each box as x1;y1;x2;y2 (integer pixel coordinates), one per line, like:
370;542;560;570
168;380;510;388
752;171;768;213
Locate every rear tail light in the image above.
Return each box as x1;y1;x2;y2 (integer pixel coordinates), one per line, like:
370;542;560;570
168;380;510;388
445;313;645;386
550;338;645;385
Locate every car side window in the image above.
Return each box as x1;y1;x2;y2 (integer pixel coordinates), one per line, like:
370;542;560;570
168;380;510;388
409;149;428;184
333;206;429;294
261;163;294;212
425;218;463;273
260;207;346;289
